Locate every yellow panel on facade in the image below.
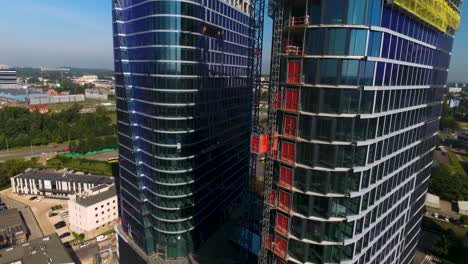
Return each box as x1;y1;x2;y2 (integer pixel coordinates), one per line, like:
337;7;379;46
392;0;460;33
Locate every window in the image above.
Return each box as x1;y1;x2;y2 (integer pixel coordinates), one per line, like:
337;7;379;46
287;62;301;84
274;236;287;258
281;142;295;163
285;89;299;111
276;214;289;236
284;116;297;137
278;191;291;211
279;166;293;188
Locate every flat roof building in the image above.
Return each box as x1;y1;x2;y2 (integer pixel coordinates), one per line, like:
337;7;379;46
0;209;28;249
0;70;17;89
0;234;73;264
425;193;441;209
68;184;118;234
458;201;468;216
11;169;114;199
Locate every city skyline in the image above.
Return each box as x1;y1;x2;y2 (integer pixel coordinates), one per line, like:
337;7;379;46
1;0;466;82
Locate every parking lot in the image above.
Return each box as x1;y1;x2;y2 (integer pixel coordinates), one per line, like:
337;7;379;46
47;208;74;243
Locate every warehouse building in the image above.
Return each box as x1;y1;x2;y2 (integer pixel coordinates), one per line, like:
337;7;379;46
0;69;17;89
0;209;28;249
0;234;73;264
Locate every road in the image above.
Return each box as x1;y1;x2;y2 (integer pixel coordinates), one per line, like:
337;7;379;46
0;191;43;240
0;143;68;162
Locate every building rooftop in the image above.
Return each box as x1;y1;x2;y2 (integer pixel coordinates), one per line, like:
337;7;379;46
75;184;117;207
0;234;73;264
14;169;114;185
425;193;440;209
0;209;27;240
458;201;468;213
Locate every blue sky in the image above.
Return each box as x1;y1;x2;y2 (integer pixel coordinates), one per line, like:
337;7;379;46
0;1;467;81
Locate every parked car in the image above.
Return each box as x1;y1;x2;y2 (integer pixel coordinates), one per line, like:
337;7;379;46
48;212;58;217
29;196;38;201
432;213;439;218
80;242;91;248
0;205;7;211
61;211;69;218
59;232;71;239
96;235;108;242
54;221;66;229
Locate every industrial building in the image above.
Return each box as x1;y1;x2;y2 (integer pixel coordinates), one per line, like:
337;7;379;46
27;94;85;105
259;0;462;264
0;69;17;89
11;169;114;199
0;234;73;264
0;209;28;249
112;0;263;261
85;88;109;101
68;184;118;234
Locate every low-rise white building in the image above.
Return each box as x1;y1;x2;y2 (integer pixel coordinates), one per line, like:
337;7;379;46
11;169;114;199
73;75;98;85
448;87;463;94
68;184;118;234
85;89;108;101
425;193;440;209
458;201;468;216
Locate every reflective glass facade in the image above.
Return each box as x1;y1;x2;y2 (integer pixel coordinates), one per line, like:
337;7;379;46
113;0;253;259
266;0;460;263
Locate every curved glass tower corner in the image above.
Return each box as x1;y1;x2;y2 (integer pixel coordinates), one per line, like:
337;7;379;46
113;0;254;260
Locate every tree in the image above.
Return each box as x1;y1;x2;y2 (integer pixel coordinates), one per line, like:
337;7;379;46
0;106;115;150
0;159;39;190
429;164;468;201
432;230;464;263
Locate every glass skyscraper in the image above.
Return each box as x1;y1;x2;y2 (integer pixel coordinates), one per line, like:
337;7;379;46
264;0;461;263
112;0;254;261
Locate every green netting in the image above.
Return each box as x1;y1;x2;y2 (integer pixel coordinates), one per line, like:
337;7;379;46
63;148;117;158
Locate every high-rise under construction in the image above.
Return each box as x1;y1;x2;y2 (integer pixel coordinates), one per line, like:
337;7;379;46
261;0;461;263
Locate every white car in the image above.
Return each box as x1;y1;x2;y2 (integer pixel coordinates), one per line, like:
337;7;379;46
79;242;91;248
96;235;108;242
61;211;69;217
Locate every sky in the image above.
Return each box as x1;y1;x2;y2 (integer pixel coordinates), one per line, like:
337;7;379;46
0;1;467;81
